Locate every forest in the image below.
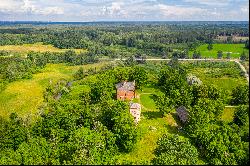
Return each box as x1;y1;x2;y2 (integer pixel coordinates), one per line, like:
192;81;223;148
0;21;249;165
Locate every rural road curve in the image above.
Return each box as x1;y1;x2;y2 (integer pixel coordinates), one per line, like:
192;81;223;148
113;58;249;83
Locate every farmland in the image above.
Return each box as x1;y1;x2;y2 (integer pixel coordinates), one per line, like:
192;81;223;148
189;44;249;58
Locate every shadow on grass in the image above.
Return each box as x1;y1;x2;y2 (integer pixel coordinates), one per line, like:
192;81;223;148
164;124;179;134
142;111;162;119
170;112;182;126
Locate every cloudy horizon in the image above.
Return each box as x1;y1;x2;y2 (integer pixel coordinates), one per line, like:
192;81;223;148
0;0;249;22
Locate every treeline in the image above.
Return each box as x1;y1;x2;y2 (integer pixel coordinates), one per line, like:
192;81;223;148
0;22;248;57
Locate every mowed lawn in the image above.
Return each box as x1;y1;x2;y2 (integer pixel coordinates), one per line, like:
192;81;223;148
189;44;249;58
0;42;86;54
0;62;110;118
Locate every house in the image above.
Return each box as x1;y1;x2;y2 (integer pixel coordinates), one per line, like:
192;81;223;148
115;81;135;101
176;106;188;123
129;102;141;124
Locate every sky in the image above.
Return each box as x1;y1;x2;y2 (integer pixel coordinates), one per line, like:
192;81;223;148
0;0;249;21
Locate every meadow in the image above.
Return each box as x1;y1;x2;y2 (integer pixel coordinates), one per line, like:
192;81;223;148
189;44;249;58
0;42;87;55
0;62;110;119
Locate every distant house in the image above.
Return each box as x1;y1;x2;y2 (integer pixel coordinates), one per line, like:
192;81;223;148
176;106;188;123
115;81;135;101
130;102;141;124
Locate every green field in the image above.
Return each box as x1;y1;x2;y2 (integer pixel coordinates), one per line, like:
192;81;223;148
0;42;87;54
221;107;236;122
0;62;110;118
187;66;247;92
189;44;249;58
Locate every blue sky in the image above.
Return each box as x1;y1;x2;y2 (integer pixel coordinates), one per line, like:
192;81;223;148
0;0;249;21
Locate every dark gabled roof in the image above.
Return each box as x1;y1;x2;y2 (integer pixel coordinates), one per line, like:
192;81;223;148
176;106;188;123
116;81;135;91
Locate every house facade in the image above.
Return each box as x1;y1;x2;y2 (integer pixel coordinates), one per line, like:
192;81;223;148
115;81;135;101
129;102;141;124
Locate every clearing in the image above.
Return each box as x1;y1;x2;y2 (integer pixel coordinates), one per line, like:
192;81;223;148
0;62;110;119
0;42;86;55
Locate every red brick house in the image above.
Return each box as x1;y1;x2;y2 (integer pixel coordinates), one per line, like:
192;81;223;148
115;81;135;101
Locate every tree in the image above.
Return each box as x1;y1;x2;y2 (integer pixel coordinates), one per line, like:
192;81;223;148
192;50;201;59
152;134;199;165
154;93;172;116
65;126;117;165
207;43;213;50
129;66;148;89
234;105;249;127
231;85;249;105
124;56;137;66
14;137;53;165
100;100;138;152
186;98;224;135
240;51;247;61
226;52;231;59
0;113;27;151
245;40;249;49
217;50;223;59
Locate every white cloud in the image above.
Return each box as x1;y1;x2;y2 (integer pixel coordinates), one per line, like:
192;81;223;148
0;0;248;21
157;4;205;17
183;0;231;6
0;0;64;15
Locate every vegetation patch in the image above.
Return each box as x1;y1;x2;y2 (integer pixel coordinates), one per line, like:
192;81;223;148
0;42;86;54
189;44;249;58
0;62;109;118
221;107;236;122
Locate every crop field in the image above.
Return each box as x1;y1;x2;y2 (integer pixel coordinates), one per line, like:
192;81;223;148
0;42;87;54
0;61;110;119
189;44;249;58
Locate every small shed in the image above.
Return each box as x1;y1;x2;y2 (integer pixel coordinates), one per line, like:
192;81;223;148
129;102;141;124
176;106;188;123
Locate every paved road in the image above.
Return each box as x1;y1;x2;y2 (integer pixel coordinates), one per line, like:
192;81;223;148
113;58;249;82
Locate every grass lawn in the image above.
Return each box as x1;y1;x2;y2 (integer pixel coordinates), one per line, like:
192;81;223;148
0;42;87;54
189;44;249;58
0;61;110;119
221;107;236;122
